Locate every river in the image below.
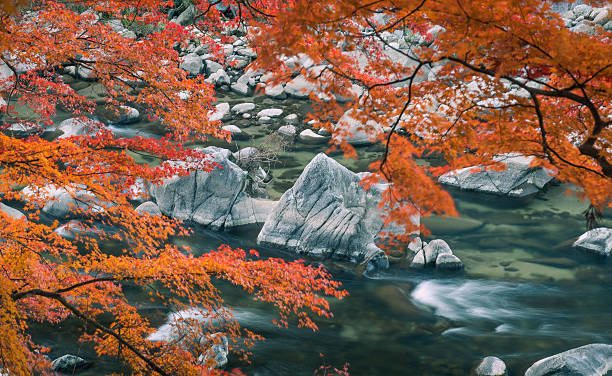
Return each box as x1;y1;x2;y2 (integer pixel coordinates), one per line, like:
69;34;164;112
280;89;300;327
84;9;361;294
26;88;612;376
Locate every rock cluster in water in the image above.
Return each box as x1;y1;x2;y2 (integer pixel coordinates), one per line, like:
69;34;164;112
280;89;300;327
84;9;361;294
410;239;464;271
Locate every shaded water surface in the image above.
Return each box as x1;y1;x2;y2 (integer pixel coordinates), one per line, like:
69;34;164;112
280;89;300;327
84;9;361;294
28;89;612;376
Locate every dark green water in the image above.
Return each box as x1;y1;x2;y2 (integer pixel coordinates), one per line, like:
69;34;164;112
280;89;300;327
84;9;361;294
27;87;612;376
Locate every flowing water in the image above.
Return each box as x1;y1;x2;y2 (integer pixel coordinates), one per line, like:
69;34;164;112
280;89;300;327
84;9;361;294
25;87;612;375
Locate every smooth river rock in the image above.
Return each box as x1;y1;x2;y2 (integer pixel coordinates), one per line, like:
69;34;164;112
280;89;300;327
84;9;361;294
257;153;412;270
410;239;464;270
51;354;91;373
572;227;612;257
524;344;612;376
299;129;328;144
475;356;507;376
439;154;554;198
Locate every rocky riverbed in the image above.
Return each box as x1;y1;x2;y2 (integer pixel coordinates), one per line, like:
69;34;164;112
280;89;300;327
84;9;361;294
2;1;611;375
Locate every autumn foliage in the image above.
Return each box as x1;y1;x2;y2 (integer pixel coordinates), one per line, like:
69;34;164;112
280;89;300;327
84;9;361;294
1;0;611;374
0;1;346;375
251;0;611;234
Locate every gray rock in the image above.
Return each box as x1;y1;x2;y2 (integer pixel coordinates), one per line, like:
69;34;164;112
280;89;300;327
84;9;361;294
524;344;612;376
257;108;283;118
152;148;262;230
222;44;234;56
228;57;249;70
572;4;593;19
4;122;46;137
277;124;296;138
236;72;257;87
208;102;230;122
265;84;286;99
438;154;554;198
298;129;328;144
120;30;136;39
0;202;26;220
176;4;197;26
148;310;230;369
235;47;256;58
205;69;230;86
334;109;383;146
51;354;91;373
135;201;161;216
284;75;316;98
222;124;247;140
53;220;100;240
198;333;229;369
423;239;453;264
205;60;223;75
258;116;272;124
570;22;599;35
179;53;204;76
224;197;277;228
411;238;463;271
230;82;250;96
257;153;399;270
573;228;612;257
435;253;464;271
232;147;259;164
592;7;611;25
284;113;299;125
115;105;140;125
475;356;507;376
125;178;150;202
56;118;97;139
318;128;331;136
0;62;14;90
42;189;106;218
231;102;255;115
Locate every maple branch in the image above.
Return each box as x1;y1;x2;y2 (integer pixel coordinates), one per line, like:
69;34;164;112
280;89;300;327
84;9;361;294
530;93;606;178
12;288;170;376
379;61;427;180
445;56;611;178
11;276;119;300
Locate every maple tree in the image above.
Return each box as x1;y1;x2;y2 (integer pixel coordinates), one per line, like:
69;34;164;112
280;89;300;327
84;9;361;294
0;1;346;375
250;0;611;235
1;0;611;374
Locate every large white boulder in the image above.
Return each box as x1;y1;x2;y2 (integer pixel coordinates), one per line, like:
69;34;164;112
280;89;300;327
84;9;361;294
257;153;407;270
438;154;555;198
152;148;269;230
525;344;612;376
